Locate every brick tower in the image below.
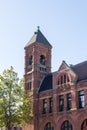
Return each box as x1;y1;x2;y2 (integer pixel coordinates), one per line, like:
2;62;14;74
24;28;87;130
24;27;52;130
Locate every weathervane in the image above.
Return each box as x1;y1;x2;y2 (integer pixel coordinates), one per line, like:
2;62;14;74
37;26;40;30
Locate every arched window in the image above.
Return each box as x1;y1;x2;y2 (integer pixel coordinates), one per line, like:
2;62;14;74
29;56;33;65
81;119;87;130
44;122;54;130
40;55;45;65
61;120;73;130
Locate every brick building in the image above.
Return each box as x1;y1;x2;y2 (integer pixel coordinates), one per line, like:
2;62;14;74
24;28;87;130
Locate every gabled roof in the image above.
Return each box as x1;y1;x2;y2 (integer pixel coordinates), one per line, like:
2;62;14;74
25;28;52;47
58;60;71;71
71;61;87;82
58;60;87;83
38;60;87;93
38;73;53;93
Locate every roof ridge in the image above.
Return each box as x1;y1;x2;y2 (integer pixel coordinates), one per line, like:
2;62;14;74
72;60;87;68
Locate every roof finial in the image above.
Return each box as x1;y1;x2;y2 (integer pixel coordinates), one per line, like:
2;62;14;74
37;26;40;30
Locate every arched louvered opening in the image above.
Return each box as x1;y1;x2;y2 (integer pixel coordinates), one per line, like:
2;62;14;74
40;55;46;65
61;120;73;130
81;119;87;130
44;122;54;130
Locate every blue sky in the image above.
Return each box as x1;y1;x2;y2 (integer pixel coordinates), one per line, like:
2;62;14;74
0;0;87;78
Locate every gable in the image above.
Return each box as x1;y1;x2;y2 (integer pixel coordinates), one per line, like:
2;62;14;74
58;61;77;83
58;60;71;72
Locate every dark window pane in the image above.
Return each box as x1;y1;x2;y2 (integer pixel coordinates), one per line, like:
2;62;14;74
43;99;47;114
78;90;85;108
29;56;33;65
49;97;53;113
67;93;72;110
64;75;66;83
59;95;64;111
61;76;63;84
27;82;32;91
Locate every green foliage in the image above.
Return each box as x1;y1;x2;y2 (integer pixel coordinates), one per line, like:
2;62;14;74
0;66;33;130
20;92;34;125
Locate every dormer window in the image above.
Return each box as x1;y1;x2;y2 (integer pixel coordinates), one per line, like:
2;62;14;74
40;55;45;65
58;74;70;86
29;56;33;65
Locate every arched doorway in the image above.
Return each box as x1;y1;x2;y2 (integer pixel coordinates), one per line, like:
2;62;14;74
44;122;54;130
81;119;87;130
61;120;73;130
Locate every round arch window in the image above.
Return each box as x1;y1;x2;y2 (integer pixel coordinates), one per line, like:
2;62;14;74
61;120;73;130
40;55;45;65
81;119;87;130
44;122;54;130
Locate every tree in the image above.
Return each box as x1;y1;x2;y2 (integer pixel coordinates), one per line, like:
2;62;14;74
0;66;33;130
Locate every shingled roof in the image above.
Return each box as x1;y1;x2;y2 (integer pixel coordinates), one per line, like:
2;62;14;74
71;61;87;82
38;73;53;93
25;28;52;47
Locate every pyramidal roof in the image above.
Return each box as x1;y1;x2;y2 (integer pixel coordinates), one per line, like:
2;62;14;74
25;27;52;47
